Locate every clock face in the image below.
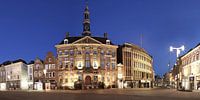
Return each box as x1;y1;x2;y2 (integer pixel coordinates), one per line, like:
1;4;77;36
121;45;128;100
85;26;89;31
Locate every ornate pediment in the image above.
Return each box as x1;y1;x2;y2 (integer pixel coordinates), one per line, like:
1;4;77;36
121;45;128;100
72;36;102;44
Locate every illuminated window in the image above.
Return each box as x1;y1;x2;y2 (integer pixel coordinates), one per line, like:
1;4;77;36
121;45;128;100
101;50;104;55
35;64;40;69
93;50;98;55
77;51;81;55
86;51;90;54
58;51;62;55
101;61;104;68
70;50;74;56
64;50;68;55
106;63;110;69
45;64;48;70
112;63;115;69
106;50;111;55
86;61;90;68
64;39;68;44
34;71;38;77
106;40;110;45
48;58;52;62
94;62;97;68
52;64;55;69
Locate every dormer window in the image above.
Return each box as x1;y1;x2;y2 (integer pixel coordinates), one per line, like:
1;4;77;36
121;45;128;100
106;40;110;45
64;39;68;44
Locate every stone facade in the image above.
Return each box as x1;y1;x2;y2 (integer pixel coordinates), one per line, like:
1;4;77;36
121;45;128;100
117;43;154;88
180;43;200;90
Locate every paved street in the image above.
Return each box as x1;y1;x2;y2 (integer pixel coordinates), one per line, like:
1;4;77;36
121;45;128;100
0;88;200;100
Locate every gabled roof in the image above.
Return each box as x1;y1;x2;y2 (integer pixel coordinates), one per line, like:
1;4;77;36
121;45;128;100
59;36;114;45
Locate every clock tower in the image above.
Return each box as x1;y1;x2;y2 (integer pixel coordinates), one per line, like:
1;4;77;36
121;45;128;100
82;2;91;36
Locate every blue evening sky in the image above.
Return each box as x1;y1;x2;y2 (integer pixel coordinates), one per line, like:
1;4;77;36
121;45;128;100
0;0;200;75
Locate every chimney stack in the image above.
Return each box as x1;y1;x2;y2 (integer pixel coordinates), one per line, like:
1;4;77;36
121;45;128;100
66;32;70;38
104;32;108;38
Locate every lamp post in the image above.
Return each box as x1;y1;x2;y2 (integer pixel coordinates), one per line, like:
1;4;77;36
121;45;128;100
169;45;185;90
170;45;185;58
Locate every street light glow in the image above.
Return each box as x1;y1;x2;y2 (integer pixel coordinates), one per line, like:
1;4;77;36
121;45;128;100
169;45;185;57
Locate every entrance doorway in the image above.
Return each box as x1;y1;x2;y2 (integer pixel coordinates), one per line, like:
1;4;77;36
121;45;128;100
85;76;92;85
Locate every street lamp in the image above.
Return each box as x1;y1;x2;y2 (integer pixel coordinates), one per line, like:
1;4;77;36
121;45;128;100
170;45;185;58
169;45;185;90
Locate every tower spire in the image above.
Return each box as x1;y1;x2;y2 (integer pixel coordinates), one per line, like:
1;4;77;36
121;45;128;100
82;0;91;36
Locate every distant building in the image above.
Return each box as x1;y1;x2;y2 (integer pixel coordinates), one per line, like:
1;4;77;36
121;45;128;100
0;64;6;90
33;58;44;90
117;43;154;88
154;75;163;87
2;59;28;90
43;52;58;90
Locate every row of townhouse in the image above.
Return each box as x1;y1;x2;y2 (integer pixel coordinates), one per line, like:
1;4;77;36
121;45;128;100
0;52;57;91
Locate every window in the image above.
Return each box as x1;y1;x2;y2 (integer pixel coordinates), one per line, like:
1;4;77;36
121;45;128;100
39;71;43;77
77;51;81;55
34;71;38;77
64;50;68;55
59;51;62;55
60;79;63;83
107;77;110;82
49;72;52;78
106;40;110;45
101;50;104;55
64;39;68;44
106;50;111;55
45;64;48;70
86;51;90;54
93;50;98;55
29;75;32;80
78;63;82;68
29;67;32;74
70;50;74;56
65;78;68;83
35;64;40;69
106;63;110;69
112;52;116;57
101;61;104;68
86;61;90;68
112;63;115;69
52;72;55;77
52;64;55;69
